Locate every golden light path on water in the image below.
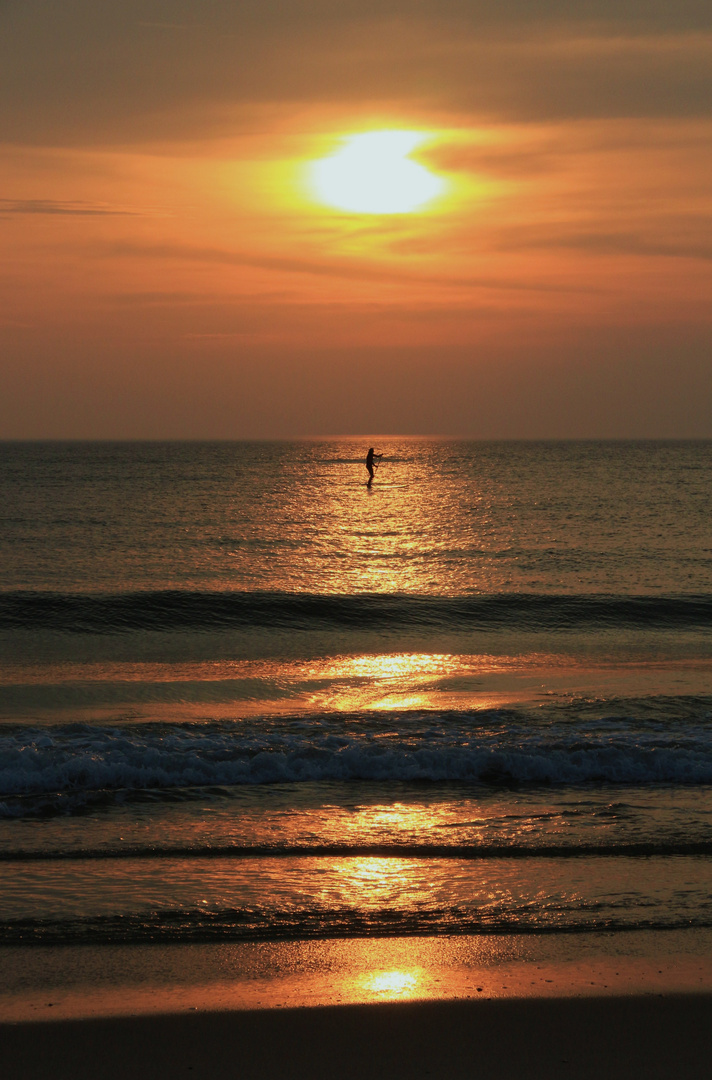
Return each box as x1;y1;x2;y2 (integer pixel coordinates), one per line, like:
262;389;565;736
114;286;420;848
5;653;711;723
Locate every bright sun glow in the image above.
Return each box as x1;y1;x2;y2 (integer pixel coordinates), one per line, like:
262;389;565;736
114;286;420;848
311;130;445;214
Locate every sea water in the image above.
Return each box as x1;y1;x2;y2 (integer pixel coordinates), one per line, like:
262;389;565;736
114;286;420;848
1;439;711;946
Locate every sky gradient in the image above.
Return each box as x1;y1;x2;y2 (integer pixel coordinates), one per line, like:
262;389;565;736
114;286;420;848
2;0;711;438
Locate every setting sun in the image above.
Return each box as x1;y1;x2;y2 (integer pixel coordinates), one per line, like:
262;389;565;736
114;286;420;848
310;130;446;214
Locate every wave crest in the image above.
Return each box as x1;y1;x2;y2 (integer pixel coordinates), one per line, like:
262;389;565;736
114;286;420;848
2;590;712;634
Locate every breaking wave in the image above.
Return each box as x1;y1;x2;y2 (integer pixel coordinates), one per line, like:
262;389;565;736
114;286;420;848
3;706;712;817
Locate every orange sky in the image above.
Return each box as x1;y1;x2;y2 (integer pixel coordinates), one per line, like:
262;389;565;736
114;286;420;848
1;1;711;437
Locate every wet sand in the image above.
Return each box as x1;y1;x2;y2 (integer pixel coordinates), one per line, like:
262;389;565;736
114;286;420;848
3;931;712;1020
3;993;712;1080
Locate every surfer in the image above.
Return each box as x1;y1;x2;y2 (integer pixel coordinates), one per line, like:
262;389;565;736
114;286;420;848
365;447;382;487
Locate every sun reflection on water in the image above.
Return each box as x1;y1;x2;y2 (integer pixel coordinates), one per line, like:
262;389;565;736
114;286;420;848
301;651;480;712
276;440;487;597
331;857;414;906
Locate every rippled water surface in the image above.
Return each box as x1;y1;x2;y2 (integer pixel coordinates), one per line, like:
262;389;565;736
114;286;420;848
2;439;711;595
1;440;711;944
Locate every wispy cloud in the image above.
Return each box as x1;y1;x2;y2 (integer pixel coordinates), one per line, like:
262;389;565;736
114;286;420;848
93;239;596;293
0;199;134;216
136;22;193;31
495;228;712;262
2;6;712;146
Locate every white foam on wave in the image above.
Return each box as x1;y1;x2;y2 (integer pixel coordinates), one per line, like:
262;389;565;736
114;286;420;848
3;713;712;808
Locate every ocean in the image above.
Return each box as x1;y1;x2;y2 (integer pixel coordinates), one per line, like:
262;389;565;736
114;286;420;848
1;439;712;949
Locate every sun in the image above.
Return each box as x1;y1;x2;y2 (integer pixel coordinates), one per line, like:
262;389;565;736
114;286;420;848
310;130;445;214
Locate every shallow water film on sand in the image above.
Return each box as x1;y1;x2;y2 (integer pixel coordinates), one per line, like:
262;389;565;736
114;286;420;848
1;439;711;945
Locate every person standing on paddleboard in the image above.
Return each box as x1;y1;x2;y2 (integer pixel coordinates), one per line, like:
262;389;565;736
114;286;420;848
366;447;382;487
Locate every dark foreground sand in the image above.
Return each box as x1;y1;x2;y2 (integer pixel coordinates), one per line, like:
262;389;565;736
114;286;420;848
3;994;712;1080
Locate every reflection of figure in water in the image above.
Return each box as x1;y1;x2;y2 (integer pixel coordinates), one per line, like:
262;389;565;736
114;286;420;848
365;447;382;487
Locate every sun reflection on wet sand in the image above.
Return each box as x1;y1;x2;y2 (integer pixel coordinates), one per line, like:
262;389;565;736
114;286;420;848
6;932;712;1020
363;969;420;998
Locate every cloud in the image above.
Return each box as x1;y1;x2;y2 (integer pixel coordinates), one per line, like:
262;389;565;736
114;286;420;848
1;2;711;145
504;230;712;262
0;199;134;215
92;239;596;294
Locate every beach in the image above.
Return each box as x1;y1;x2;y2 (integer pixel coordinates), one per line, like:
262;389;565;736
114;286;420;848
3;932;712;1078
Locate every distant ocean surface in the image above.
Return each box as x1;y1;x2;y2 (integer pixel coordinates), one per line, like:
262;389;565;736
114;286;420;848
1;439;712;945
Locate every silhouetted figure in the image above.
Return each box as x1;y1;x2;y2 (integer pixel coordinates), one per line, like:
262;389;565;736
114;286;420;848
366;447;382;487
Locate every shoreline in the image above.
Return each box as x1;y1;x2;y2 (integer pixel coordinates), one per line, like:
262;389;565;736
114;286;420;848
2;928;712;1022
